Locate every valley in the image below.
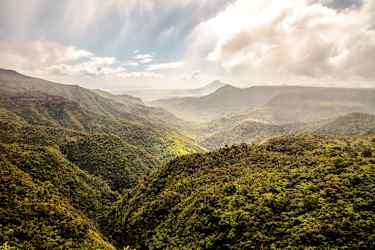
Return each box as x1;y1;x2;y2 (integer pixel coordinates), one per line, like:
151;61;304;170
1;69;375;249
2;1;375;249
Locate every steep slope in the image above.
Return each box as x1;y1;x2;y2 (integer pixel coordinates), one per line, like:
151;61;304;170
0;144;116;250
0;69;122;117
109;134;375;249
0;92;97;131
0;107;158;192
152;85;375;123
0;69;204;160
0;68;187;128
0;97;162;248
0;143;116;221
0;69;205;248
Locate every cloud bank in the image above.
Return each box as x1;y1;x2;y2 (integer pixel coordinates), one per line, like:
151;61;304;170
0;0;374;89
188;0;375;84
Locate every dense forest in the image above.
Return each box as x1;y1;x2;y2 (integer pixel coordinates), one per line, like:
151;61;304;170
0;70;203;249
1;70;375;249
109;134;375;249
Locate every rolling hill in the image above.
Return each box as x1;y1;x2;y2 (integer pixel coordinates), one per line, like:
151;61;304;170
200;113;375;150
200;121;299;150
315;112;375;136
152;85;375;123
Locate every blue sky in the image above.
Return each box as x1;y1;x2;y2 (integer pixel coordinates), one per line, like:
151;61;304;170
0;0;374;91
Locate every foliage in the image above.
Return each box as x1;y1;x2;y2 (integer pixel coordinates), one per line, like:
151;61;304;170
0;69;203;161
0;70;203;249
111;134;375;249
61;133;158;191
200;113;375;150
316;112;375;136
2;69;375;249
0;243;11;250
0;150;116;249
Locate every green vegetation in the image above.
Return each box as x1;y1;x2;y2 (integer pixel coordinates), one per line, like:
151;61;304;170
199;113;375;150
316;113;375;136
0;109;157;192
0;69;203;248
0;243;11;250
201;121;290;150
0;144;116;249
110;134;375;249
1;69;375;249
0;69;204;161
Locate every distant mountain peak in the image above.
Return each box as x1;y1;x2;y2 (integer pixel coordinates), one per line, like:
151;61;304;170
213;84;238;93
205;80;226;87
196;80;227;92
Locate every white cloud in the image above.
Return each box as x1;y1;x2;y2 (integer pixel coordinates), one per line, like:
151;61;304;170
1;0;375;88
134;53;153;60
123;61;140;67
139;58;153;64
0;39;168;88
133;53;154;64
0;40;93;72
147;61;184;71
0;40;123;78
47;56;126;77
187;0;375;82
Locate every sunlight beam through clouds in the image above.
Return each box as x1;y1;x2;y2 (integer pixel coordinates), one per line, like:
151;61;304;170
0;0;374;90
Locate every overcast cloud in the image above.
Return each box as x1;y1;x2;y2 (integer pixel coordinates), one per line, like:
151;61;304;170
0;0;374;90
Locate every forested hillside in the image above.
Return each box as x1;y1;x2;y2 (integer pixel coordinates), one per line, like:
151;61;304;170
0;105;152;248
316;113;375;136
0;70;203;249
200;121;297;150
0;143;117;249
200;113;375;150
2;0;375;248
110;134;375;249
1;70;375;249
0;69;203;160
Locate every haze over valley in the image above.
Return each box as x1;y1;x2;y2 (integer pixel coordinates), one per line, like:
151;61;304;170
1;0;375;249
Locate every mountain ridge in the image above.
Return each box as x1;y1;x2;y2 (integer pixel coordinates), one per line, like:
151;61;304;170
200;112;375;149
152;84;375;122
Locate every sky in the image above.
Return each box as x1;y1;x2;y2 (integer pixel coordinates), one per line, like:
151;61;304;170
0;0;374;91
